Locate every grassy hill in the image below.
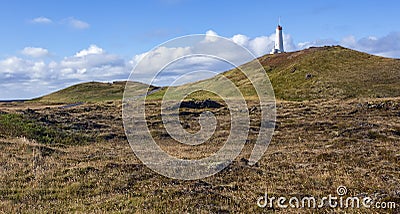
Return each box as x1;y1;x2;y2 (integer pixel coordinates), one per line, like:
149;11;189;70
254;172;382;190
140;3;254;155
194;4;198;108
149;46;400;101
261;46;400;100
33;81;154;103
33;46;400;103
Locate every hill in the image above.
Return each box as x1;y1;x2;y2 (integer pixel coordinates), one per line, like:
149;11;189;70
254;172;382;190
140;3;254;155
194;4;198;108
261;46;400;100
149;46;400;101
33;81;155;103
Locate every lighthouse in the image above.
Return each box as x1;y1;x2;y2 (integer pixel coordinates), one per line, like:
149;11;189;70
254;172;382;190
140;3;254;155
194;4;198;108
270;24;284;54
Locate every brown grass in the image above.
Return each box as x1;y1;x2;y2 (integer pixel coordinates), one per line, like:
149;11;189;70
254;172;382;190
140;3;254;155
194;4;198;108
0;97;399;213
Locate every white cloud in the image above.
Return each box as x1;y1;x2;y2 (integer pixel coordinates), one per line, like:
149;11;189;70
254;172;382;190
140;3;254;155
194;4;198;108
65;17;90;29
297;39;338;49
21;47;49;58
298;32;400;58
0;57;49;82
29;17;90;29
231;34;249;46
247;35;274;56
204;30;219;42
74;45;104;57
0;57;26;76
128;30;298;85
340;33;400;58
131;32;262;85
231;32;295;57
59;45;126;79
130;46;192;84
30;17;52;24
339;35;356;47
0;45;130;99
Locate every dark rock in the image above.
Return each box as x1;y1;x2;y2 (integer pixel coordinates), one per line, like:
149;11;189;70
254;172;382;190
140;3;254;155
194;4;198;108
240;158;249;165
39;116;55;125
78;166;99;175
179;111;200;116
57;111;71;117
392;130;400;136
106;162;120;169
22;108;36;115
182;123;190;129
366;102;386;109
170;180;180;185
194;180;211;188
348;109;358;115
102;133;117;140
180;99;222;109
249;106;258;112
305;73;313;79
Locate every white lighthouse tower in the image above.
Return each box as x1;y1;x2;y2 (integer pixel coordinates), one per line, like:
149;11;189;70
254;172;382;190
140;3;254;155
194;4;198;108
270;23;284;54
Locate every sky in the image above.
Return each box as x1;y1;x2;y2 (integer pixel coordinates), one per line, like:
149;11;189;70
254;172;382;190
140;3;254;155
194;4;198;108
0;0;399;99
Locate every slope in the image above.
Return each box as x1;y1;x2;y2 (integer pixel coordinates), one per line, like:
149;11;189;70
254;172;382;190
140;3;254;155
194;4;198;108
33;81;155;103
148;46;400;101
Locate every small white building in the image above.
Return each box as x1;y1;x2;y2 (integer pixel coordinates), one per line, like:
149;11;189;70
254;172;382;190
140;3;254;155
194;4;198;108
270;25;284;54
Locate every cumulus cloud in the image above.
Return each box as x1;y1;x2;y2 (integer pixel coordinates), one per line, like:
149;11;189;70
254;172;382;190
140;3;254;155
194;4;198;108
59;45;126;80
133;46;192;73
0;45;130;99
30;17;52;24
29;17;90;30
0;57;50;82
247;35;274;56
21;47;49;58
204;30;219;42
231;34;249;47
340;32;400;58
5;45;126;82
127;30;300;85
74;45;104;57
130;46;194;85
298;32;400;58
130;31;264;85
65;17;90;29
230;32;296;57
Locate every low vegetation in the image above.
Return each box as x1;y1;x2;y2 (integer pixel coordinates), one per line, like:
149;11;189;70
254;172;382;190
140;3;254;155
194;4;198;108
0;97;399;213
0;111;92;145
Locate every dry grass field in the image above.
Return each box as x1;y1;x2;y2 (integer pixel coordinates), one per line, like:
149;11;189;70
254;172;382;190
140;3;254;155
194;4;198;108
0;97;399;213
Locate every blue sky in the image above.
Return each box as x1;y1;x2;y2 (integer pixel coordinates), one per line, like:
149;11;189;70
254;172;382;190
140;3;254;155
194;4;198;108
1;0;399;99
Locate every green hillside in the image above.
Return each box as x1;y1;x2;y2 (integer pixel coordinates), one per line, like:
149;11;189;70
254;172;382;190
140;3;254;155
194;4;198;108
262;46;400;100
149;46;400;101
33;81;154;103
